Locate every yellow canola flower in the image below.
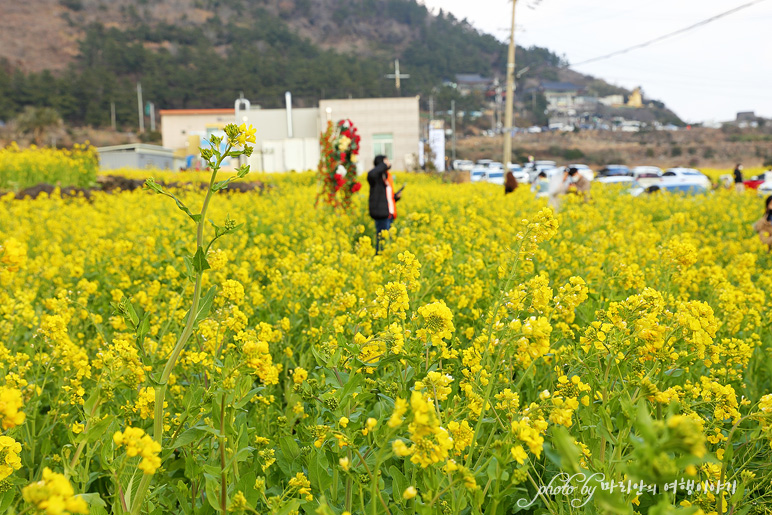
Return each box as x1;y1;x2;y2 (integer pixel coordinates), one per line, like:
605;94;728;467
0;386;26;429
22;468;89;515
113;427;162;474
0;435;22;480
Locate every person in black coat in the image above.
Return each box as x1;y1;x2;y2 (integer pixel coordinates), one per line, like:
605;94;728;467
368;155;400;253
733;164;745;193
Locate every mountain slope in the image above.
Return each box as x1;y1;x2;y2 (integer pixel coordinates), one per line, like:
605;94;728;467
0;0;679;127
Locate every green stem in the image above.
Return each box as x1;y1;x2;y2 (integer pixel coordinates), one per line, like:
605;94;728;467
129;144;231;515
69;393;101;471
220;393;227;513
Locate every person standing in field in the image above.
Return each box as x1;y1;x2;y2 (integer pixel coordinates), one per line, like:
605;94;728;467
505;170;518;194
548;167;579;211
753;195;772;251
368;155;401;254
571;168;592;202
531;171;549;197
734;164;745;193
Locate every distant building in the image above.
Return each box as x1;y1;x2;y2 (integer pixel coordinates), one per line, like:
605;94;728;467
97;143;174;170
599;95;625;107
454;74;493;96
536;81;583;111
160;97;420;172
735;111;759;129
318;97;420;172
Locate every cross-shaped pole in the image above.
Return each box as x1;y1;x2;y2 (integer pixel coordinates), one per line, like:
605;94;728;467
385;59;410;93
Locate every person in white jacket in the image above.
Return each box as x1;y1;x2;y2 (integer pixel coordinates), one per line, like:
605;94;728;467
548;167;578;211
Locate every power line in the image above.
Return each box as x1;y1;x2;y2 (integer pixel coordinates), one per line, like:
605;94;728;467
570;0;770;67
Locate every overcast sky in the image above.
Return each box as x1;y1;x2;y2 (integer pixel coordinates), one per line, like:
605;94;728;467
420;0;772;123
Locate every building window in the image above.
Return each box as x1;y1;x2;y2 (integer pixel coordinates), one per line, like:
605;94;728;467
373;133;394;161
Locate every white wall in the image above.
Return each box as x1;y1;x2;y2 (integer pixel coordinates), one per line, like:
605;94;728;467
319;97;420;172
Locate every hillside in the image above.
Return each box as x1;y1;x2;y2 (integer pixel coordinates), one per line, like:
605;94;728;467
0;0;679;128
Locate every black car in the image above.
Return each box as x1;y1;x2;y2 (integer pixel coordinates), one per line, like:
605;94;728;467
598;164;631;177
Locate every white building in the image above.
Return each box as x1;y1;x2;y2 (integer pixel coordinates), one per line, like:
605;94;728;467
160;96;420;172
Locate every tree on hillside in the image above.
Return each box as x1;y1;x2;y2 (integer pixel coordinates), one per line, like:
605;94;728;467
15;106;64;146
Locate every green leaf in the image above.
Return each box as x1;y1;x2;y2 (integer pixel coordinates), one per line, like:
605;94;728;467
79;493;107;509
137;313;150;345
212;177;235;192
172;428;206;449
195;286;217;323
84;415;115;444
204;475;221;512
126;301;140;328
280;436;301;464
389;466;407;501
171;195;202;223
192;246;210;274
0;489;15;512
308;451;332;492
143;178;165;194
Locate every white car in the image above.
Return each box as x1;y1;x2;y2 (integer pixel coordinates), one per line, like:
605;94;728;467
453;160;474;171
661;168;712;190
525;160;558;182
470;167;487;183
484;170;505;185
758;173;772;196
632;166;663;188
508;163;529;183
631;180;709;197
596;176;638;185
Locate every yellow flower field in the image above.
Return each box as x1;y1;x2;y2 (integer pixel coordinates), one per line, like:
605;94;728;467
1;140;772;514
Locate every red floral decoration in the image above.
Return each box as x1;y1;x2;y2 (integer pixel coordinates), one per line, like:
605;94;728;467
316;119;362;209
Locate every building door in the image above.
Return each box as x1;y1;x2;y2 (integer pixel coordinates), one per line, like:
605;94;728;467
373;133;394;162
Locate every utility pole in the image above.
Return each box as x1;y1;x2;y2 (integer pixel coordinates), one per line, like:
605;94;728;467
451;99;457;163
429;95;434;122
503;0;517;166
149;102;156;132
137;82;145;133
385;59;410;94
110;102;116;130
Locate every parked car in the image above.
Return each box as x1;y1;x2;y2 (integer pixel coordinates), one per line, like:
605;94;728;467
452;160;474;171
757;172;772;196
508;163;529;183
596;176;640;194
527;126;542;133
598;165;631;177
661;168;711;190
484;170;506;185
470;167;487;183
524;160;558;182
631;180;709;197
596;176;638;185
632;166;663;188
744;174;769;190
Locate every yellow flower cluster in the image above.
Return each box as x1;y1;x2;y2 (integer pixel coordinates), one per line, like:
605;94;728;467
113;427;162;474
0;435;22;480
0;386;26;429
22;467;89;515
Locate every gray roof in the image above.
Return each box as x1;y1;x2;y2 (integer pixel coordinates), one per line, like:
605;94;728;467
455;74;492;84
540;81;582;92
